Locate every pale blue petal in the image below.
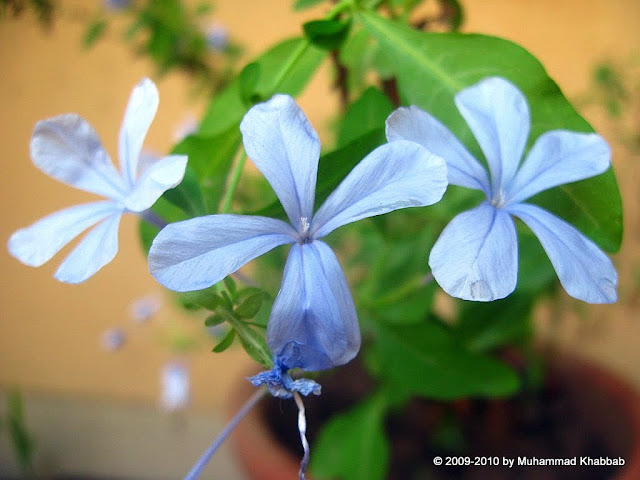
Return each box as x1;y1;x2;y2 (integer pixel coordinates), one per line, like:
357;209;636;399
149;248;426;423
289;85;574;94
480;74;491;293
240;94;320;227
311;140;448;238
54;212;122;283
429;202;518;301
506;131;611;205
31;115;126;199
507;202;617;303
267;241;359;372
455;77;530;194
386;105;490;194
118;78;159;187
8;201;122;267
149;215;296;292
123;154;188;212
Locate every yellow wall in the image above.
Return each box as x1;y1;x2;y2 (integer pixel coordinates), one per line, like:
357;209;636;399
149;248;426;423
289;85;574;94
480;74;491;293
1;0;639;411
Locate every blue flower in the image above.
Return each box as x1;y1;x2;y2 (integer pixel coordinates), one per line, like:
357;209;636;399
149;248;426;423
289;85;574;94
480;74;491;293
149;94;448;383
8;78;188;283
386;76;617;303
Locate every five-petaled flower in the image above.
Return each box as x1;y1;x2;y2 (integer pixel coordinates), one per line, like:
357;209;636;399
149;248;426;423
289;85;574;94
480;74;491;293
386;76;617;303
8;78;188;283
148;94;448;391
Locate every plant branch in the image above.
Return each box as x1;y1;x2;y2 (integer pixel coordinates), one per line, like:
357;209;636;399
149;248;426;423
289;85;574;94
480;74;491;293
183;386;267;480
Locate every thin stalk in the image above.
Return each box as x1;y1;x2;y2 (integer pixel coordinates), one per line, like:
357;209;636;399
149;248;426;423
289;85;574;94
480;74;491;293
183;386;267;480
293;392;311;480
221;150;247;214
139;209;168;230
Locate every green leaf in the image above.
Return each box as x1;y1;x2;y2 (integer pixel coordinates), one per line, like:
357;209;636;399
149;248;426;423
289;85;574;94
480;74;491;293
204;314;225;327
372;319;520;399
212;329;236;352
171;127;242;212
83;18;107;48
303;18;351;51
200;37;326;136
234;290;268;319
358;11;623;252
293;0;326;10
180;285;222;311
516;231;556;294
455;295;535;352
337;86;393;147
224;275;237;300
254;128;386;219
339;27;375;92
7;390;35;474
311;394;389;480
224;311;273;368
238;62;261;103
161;166;206;217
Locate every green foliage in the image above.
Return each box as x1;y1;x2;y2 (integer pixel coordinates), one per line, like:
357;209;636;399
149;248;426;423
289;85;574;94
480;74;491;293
358;11;623;253
83;18;108;48
0;0;54;27
200;37;326;136
293;0;326;10
172;128;242;213
161;166;206;217
311;393;389;480
303;18;352;51
337;86;393;147
4;390;35;476
454;295;535;352
370;319;520;399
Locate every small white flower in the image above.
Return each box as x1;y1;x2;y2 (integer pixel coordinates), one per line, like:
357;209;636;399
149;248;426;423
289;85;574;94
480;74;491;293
160;361;190;411
8;78;187;283
129;293;162;323
101;327;126;351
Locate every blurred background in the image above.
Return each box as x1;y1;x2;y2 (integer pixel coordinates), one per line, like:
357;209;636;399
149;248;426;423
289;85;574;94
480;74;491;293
0;0;638;478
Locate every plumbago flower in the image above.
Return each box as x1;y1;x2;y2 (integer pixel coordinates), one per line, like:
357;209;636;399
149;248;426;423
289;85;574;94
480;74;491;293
8;78;187;283
386;76;617;303
149;94;448;396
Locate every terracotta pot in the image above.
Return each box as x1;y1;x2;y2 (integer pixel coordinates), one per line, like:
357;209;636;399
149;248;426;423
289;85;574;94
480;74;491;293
229;352;640;480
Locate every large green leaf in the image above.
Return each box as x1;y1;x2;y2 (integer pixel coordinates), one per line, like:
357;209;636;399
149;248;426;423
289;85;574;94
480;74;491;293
172;127;242;212
454;295;535;352
311;394;389;480
337;86;393;147
358;12;622;252
371;319;520;399
199;37;326;136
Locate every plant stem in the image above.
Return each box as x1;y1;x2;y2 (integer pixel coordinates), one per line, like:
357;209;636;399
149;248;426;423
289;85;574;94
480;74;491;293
139;209;168;230
293;392;311;480
221;150;247;213
183;386;267;480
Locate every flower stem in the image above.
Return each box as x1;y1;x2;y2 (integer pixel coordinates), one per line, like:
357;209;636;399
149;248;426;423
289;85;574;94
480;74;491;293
221;150;247;214
293;391;311;480
139;209;168;230
183;386;267;480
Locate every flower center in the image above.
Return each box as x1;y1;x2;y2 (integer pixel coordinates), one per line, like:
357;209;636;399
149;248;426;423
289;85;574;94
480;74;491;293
490;188;507;209
298;217;313;244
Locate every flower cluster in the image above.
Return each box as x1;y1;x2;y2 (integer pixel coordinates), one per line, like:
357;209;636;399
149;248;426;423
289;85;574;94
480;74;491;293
7;75;618;480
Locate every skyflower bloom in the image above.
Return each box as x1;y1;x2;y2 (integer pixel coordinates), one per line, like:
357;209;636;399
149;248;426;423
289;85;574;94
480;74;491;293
8;78;187;283
149;94;448;390
386;76;617;303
